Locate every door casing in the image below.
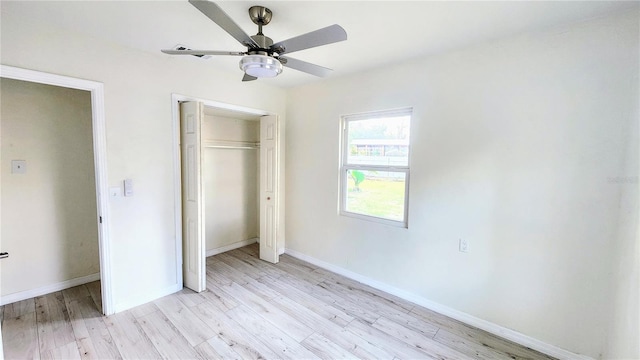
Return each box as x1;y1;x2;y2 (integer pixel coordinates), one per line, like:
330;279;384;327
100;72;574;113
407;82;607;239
171;94;281;290
0;65;113;315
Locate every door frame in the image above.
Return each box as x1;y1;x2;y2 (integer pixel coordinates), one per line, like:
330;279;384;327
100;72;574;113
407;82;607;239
0;65;113;315
171;93;278;289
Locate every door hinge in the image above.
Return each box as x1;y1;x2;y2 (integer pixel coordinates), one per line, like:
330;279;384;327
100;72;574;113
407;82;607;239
99;216;103;224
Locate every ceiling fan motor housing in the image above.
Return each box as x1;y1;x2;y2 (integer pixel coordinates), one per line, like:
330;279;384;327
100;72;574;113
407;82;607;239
249;34;274;54
247;6;279;56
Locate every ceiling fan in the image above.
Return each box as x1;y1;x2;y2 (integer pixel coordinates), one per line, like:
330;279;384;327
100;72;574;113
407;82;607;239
162;0;347;82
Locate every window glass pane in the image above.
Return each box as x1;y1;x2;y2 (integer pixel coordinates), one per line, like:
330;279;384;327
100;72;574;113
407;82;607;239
345;169;406;222
346;115;410;166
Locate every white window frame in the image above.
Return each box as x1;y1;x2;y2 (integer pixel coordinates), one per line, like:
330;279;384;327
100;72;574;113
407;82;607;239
339;108;412;228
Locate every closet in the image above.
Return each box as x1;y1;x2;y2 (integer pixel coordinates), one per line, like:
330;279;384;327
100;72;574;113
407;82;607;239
179;101;279;293
202;107;260;255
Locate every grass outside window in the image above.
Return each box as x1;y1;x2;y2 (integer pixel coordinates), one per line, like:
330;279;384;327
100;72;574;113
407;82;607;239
346;171;406;221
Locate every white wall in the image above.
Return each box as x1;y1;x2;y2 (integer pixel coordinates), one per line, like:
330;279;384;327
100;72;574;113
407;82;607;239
285;10;638;360
1;78;100;297
0;2;286;312
606;84;639;358
202;115;259;252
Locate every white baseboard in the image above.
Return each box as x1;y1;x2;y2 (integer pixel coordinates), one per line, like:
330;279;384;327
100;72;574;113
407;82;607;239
0;272;101;306
206;238;258;257
284;248;592;360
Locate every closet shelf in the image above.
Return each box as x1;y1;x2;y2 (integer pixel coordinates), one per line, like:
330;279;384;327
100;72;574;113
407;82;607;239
203;140;260;150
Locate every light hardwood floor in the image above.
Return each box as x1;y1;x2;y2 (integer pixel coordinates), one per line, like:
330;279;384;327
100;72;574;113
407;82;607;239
1;244;556;359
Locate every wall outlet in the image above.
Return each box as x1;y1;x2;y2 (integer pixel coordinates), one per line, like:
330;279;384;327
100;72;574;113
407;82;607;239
459;238;469;253
11;160;27;174
109;186;121;198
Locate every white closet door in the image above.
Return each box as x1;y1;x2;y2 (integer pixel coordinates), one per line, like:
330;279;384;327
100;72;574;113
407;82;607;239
260;115;279;263
180;101;206;292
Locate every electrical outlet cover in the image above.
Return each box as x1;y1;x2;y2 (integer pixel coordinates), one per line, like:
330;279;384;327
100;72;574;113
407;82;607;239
459;239;469;253
109;186;121;197
11;160;27;174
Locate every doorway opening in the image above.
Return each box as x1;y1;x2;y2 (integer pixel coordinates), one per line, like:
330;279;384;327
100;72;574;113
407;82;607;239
0;65;113;315
172;95;281;292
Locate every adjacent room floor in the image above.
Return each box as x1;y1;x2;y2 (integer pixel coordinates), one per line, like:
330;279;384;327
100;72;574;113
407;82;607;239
1;244;555;359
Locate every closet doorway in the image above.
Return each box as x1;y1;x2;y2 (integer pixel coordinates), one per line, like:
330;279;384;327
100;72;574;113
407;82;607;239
174;97;280;292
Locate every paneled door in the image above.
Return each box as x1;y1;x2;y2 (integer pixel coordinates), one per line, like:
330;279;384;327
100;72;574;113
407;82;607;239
180;101;205;292
259;115;279;264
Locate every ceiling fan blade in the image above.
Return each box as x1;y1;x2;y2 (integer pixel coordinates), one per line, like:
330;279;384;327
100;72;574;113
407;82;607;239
279;56;332;77
161;49;245;56
271;24;347;55
188;0;258;48
242;74;258;82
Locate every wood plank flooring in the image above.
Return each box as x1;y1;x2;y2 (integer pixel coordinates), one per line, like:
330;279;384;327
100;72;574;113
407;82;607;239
1;244;556;359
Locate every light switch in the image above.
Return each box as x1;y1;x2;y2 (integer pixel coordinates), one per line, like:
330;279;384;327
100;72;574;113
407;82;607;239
124;179;133;197
11;160;26;174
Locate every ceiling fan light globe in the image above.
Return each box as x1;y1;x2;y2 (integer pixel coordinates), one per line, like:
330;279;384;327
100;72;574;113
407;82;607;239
239;54;283;78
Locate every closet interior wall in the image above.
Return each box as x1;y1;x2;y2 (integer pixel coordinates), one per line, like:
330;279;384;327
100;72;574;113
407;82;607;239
202;109;260;256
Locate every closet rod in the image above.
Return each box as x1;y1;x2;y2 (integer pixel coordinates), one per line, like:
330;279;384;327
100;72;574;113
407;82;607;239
204;144;259;150
203;140;259;150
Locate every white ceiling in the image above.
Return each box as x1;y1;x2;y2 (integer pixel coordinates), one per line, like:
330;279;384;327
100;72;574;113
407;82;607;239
2;1;637;88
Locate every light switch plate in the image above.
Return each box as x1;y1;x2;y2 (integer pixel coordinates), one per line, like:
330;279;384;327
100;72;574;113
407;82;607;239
11;160;26;174
124;179;133;197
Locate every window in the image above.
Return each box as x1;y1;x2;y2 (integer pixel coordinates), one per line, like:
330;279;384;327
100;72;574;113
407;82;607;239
340;108;411;227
